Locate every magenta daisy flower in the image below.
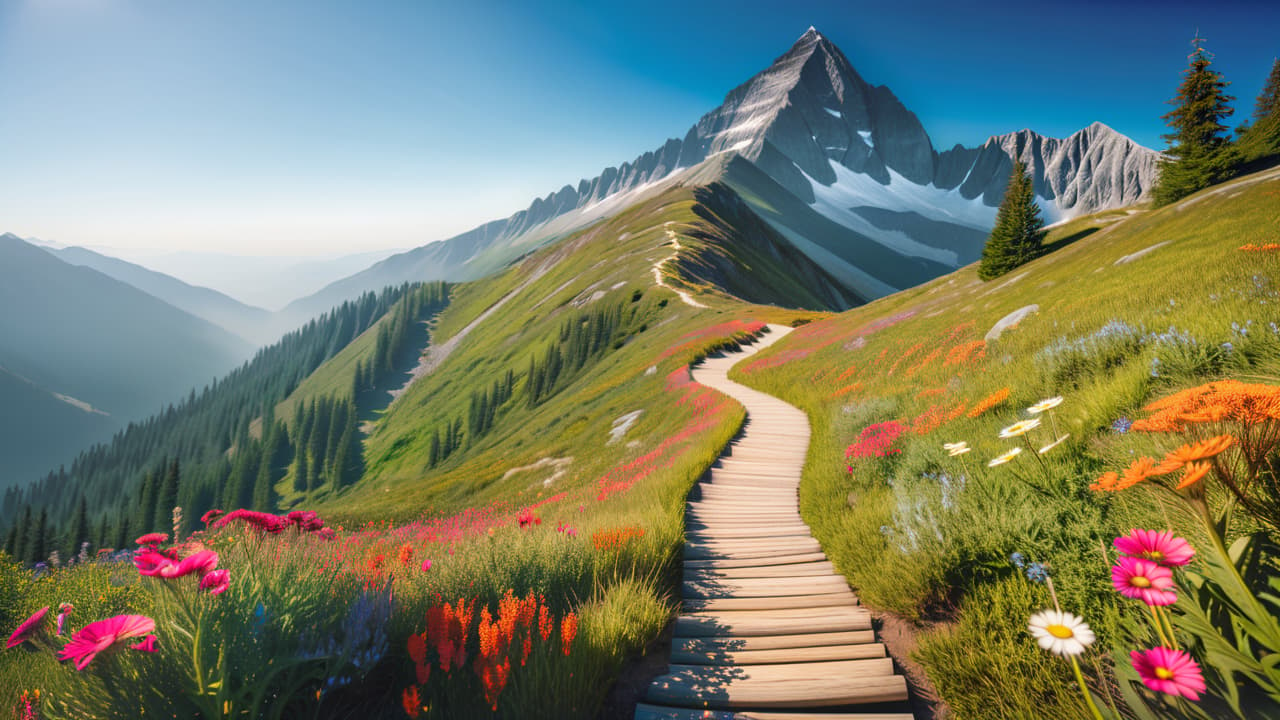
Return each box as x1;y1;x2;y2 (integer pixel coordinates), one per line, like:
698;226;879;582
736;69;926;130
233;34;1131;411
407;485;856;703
1131;647;1206;700
1115;529;1195;567
6;607;50;649
199;569;230;595
1112;556;1177;606
134;532;168;546
159;550;219;579
133;549;175;577
58;615;156;670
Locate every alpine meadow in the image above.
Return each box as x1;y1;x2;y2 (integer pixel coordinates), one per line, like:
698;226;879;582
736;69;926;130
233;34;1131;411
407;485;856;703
3;6;1280;720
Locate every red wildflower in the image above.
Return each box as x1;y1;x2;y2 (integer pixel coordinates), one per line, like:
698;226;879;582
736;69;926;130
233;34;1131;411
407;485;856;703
134;533;168;546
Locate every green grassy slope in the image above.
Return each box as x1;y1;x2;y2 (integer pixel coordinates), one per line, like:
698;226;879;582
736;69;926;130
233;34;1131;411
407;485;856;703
315;184;842;523
731;166;1280;717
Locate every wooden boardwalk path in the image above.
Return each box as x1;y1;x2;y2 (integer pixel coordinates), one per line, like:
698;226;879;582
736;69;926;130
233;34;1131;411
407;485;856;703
636;325;912;720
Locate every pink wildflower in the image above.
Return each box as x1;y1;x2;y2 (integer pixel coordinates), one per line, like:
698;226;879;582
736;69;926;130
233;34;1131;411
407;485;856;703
1131;647;1206;700
133;550;176;576
1112;556;1177;606
1114;529;1195;567
199;569;230;595
58;615;155;670
56;603;73;636
213;509;287;534
200;509;223;525
134;533;168;546
159;550;219;579
130;635;158;653
421;559;433;572
6;607;49;649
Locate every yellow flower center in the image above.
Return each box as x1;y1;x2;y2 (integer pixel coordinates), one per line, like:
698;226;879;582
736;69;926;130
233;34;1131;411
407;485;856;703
1154;666;1175;680
1144;551;1164;562
1046;624;1075;639
1131;576;1152;588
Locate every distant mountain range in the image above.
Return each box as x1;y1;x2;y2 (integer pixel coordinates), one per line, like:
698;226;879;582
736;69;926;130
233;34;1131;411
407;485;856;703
0;233;255;488
284;27;1158;313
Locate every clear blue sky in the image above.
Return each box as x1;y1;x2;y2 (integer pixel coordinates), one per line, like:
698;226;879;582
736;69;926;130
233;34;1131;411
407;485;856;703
1;0;1276;255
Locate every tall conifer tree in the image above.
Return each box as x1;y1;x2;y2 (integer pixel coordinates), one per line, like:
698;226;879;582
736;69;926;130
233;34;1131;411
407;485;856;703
1153;35;1238;206
978;160;1045;280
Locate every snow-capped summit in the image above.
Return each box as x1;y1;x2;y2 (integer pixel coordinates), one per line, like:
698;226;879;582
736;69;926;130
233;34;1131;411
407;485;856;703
289;28;1160;316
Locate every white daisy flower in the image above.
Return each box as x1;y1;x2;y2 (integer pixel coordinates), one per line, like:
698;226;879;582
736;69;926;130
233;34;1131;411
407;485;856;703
1028;609;1095;657
943;441;970;456
999;418;1042;438
1038;434;1071;455
988;447;1023;467
1027;396;1064;414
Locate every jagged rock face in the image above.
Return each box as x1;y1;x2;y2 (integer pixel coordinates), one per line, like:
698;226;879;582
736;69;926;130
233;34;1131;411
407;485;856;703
938;122;1159;220
296;28;1161;316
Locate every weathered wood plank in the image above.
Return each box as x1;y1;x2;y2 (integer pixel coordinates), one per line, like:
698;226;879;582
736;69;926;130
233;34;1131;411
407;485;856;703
682;593;857;612
670;641;886;666
682;552;828;569
635;705;913;720
674;607;871;637
645;659;907;709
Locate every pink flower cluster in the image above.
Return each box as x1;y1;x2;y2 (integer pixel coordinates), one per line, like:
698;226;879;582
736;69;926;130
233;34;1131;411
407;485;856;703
1112;529;1206;701
516;508;542;529
210;508;335;539
845;421;907;461
6;606;158;671
134;543;230;596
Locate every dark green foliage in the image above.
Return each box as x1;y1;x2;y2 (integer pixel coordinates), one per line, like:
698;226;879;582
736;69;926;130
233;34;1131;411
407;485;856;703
978;160;1045;280
0;282;449;552
1239;59;1280;164
64;495;89;558
28;507;47;563
1153;36;1239;206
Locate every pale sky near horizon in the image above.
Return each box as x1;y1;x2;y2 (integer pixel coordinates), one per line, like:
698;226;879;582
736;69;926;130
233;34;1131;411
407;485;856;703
1;0;1277;256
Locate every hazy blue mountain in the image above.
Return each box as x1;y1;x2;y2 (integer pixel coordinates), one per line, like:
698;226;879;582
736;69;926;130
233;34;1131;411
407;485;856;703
0;366;116;489
0;233;254;487
50;246;276;345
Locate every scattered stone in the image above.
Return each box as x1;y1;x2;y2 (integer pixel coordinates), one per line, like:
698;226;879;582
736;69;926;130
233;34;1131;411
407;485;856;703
609;410;644;444
985;304;1039;342
1114;241;1170;265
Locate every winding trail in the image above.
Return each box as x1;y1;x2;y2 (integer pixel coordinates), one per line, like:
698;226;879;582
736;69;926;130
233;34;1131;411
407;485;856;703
653;222;708;309
637;325;912;720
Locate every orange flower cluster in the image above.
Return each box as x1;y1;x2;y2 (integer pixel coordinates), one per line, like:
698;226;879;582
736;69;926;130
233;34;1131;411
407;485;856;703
915;388;946;399
967;387;1010;418
402;592;579;715
945;340;987;367
831;382;863;398
910;402;968;436
1239;243;1280;252
1133;380;1280;435
1091;435;1234;491
591;525;645;552
397;543;415;567
905;347;944;378
886;342;925;377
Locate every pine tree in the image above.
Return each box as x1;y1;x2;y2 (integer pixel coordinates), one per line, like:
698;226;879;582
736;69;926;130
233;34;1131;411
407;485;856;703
135;471;158;535
154;459;179;532
978;159;1045;280
1152;35;1238;206
1254;59;1280;122
12;506;31;562
1240;58;1280;162
65;495;90;557
29;507;48;563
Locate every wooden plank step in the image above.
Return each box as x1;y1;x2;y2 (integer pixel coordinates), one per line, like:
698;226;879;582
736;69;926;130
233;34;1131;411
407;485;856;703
687;561;836;579
686;527;813;541
683;552;828;569
683;576;849;599
686;536;820;550
675;607;871;637
683;593;857;612
684;545;823;561
645;659;907;709
673;631;877;654
635;704;913;720
670;640;886;666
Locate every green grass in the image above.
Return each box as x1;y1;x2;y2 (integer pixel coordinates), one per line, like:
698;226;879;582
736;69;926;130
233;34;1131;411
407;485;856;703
731;167;1280;718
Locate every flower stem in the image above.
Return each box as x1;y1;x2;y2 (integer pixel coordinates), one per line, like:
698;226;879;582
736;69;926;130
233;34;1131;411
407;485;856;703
1071;656;1106;720
1148;604;1173;649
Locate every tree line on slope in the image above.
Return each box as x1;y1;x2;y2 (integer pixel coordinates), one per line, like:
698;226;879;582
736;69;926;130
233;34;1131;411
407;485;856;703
1;282;450;564
427;295;643;469
978;41;1280;281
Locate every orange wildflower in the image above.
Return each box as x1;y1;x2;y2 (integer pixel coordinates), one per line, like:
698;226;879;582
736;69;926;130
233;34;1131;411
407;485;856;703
1177;462;1213;489
1164;435;1235;468
1090;471;1120;491
538;604;554;642
401;686;422;719
1117;457;1160;490
832;383;863;398
967;387;1010;418
560;612;578;656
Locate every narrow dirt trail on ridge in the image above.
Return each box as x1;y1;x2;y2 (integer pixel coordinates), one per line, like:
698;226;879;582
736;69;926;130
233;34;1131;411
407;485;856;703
652;222;708;309
636;324;912;719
